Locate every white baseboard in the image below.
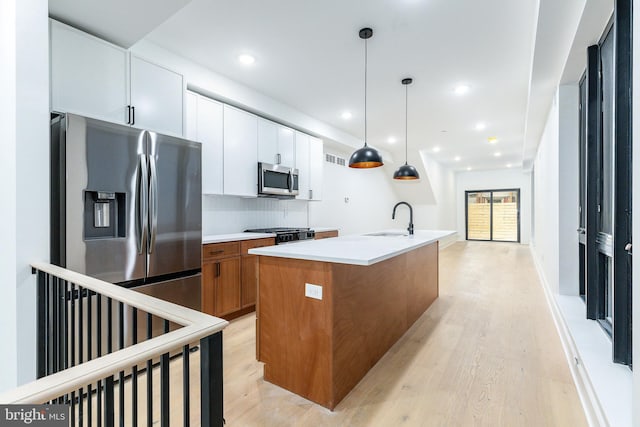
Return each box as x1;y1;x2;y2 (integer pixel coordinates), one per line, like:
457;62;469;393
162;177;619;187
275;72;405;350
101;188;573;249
529;246;608;427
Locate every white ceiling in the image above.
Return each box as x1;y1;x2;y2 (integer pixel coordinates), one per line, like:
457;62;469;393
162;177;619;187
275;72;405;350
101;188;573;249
48;0;613;172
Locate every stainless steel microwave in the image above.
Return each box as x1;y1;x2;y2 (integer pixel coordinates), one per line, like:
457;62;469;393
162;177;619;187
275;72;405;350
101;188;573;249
258;162;299;197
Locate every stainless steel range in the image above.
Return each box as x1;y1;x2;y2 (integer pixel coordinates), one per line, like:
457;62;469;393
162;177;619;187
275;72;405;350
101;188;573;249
245;227;315;244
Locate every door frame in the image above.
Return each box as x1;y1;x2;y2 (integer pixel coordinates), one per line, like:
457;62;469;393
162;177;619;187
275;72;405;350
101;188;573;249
465;188;521;243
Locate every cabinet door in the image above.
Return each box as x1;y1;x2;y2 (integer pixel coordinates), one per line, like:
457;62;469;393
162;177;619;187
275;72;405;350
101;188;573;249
295;131;310;200
198;96;224;195
216;257;242;316
223;105;258;197
130;55;184;136
278;125;296;167
241;255;258;308
201;261;216;316
309;136;324;201
258;118;278;164
50;20;128;124
185;91;198;141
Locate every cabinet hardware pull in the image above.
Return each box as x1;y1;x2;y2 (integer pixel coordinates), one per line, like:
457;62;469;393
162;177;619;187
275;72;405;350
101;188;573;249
127;105;131;124
208;249;224;255
309;189;313;199
216;262;221;277
131;106;135;126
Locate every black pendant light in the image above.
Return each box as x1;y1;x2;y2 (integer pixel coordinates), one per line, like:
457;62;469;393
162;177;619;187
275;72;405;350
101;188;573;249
393;78;420;180
349;28;383;169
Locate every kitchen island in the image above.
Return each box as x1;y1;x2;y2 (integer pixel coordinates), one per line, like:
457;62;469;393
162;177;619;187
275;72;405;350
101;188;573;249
249;229;455;409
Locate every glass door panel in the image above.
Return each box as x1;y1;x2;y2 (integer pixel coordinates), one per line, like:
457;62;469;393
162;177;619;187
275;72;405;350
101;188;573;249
466;192;491;240
492;191;519;242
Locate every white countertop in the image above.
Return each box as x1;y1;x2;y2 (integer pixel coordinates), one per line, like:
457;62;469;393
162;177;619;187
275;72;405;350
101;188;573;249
248;229;457;266
202;232;276;244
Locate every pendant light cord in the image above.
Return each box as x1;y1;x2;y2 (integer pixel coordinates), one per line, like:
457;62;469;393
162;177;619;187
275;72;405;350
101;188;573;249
364;37;368;147
405;83;408;165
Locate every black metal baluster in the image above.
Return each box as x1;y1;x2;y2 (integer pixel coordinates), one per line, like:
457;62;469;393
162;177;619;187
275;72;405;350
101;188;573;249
183;344;190;427
201;332;223;427
107;298;113;354
46;273;52;375
71;390;76;427
52;276;58;374
36;270;46;378
119;302;125;427
87;290;92;361
78;285;85;426
97;294;103;427
146;313;153;427
64;280;69;370
132;307;138;427
71;282;76;369
105;376;115;427
87;383;93;427
161;320;170;427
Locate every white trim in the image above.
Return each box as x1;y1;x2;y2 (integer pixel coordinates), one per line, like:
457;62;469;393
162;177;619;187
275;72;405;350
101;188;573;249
529;246;607;427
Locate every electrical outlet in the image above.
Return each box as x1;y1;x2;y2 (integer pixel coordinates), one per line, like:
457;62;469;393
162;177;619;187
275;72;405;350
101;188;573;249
305;283;323;300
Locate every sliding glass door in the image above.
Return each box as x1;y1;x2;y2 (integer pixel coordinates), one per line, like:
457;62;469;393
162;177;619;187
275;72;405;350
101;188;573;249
465;189;520;243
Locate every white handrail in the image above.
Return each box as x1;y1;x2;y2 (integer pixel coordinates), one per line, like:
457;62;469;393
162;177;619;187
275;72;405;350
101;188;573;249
0;263;228;404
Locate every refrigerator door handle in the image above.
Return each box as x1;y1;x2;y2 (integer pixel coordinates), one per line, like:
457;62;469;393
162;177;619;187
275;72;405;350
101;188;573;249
148;155;159;254
137;154;149;255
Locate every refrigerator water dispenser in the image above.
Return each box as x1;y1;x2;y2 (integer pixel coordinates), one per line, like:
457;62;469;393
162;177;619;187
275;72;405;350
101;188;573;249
84;190;126;239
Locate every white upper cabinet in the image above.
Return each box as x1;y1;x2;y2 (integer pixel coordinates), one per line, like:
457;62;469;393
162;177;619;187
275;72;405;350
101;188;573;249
277;125;295;167
50;19;184;136
295;131;310;200
186;91;224;195
130;55;184;136
257;119;278;165
50;20;128;124
295;131;323;201
258;118;295;167
308;136;324;201
223;105;258;197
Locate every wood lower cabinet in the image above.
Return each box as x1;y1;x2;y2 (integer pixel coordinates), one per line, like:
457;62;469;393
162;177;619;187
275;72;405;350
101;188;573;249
314;230;338;240
203;237;275;319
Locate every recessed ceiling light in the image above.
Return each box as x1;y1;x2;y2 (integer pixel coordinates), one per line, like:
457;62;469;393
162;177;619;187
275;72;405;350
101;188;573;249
454;156;461;161
494;152;502;157
488;137;498;144
506;163;512;168
454;84;470;95
341;111;353;120
475;122;486;131
238;54;255;65
387;136;397;144
466;167;472;171
433;146;441;153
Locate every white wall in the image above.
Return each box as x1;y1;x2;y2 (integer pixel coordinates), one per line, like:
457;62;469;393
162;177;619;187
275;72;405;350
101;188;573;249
0;0;18;393
532;93;560;293
203;196;308;235
558;84;580;295
455;168;532;244
0;0;49;391
309;147;398;235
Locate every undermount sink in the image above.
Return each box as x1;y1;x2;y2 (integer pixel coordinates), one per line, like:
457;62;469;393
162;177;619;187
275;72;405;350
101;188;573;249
365;231;410;237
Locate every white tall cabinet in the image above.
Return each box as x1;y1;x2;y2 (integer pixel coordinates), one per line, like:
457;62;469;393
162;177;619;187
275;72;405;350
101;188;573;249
49;19;128;124
49;19;184;136
185;91;224;194
130;55;184;136
295;132;323;201
223;105;258;197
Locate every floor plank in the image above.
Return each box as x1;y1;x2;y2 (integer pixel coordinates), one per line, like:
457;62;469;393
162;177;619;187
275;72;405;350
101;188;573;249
221;241;587;426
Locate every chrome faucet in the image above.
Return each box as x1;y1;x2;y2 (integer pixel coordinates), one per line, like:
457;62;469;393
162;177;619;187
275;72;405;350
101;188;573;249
392;201;414;235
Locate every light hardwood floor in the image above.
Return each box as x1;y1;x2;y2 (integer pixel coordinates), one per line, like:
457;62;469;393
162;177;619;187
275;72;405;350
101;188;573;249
220;241;587;426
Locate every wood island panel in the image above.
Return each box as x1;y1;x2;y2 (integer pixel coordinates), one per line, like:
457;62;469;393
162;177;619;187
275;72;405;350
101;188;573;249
257;241;439;410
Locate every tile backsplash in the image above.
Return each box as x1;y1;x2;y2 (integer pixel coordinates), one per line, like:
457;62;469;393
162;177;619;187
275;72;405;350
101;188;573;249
202;195;309;235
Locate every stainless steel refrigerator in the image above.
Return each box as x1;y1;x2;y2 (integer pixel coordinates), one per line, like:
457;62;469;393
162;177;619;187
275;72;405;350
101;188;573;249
51;113;202;345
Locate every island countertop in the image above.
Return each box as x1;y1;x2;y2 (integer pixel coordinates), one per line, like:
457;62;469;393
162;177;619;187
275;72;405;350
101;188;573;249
248;229;456;266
